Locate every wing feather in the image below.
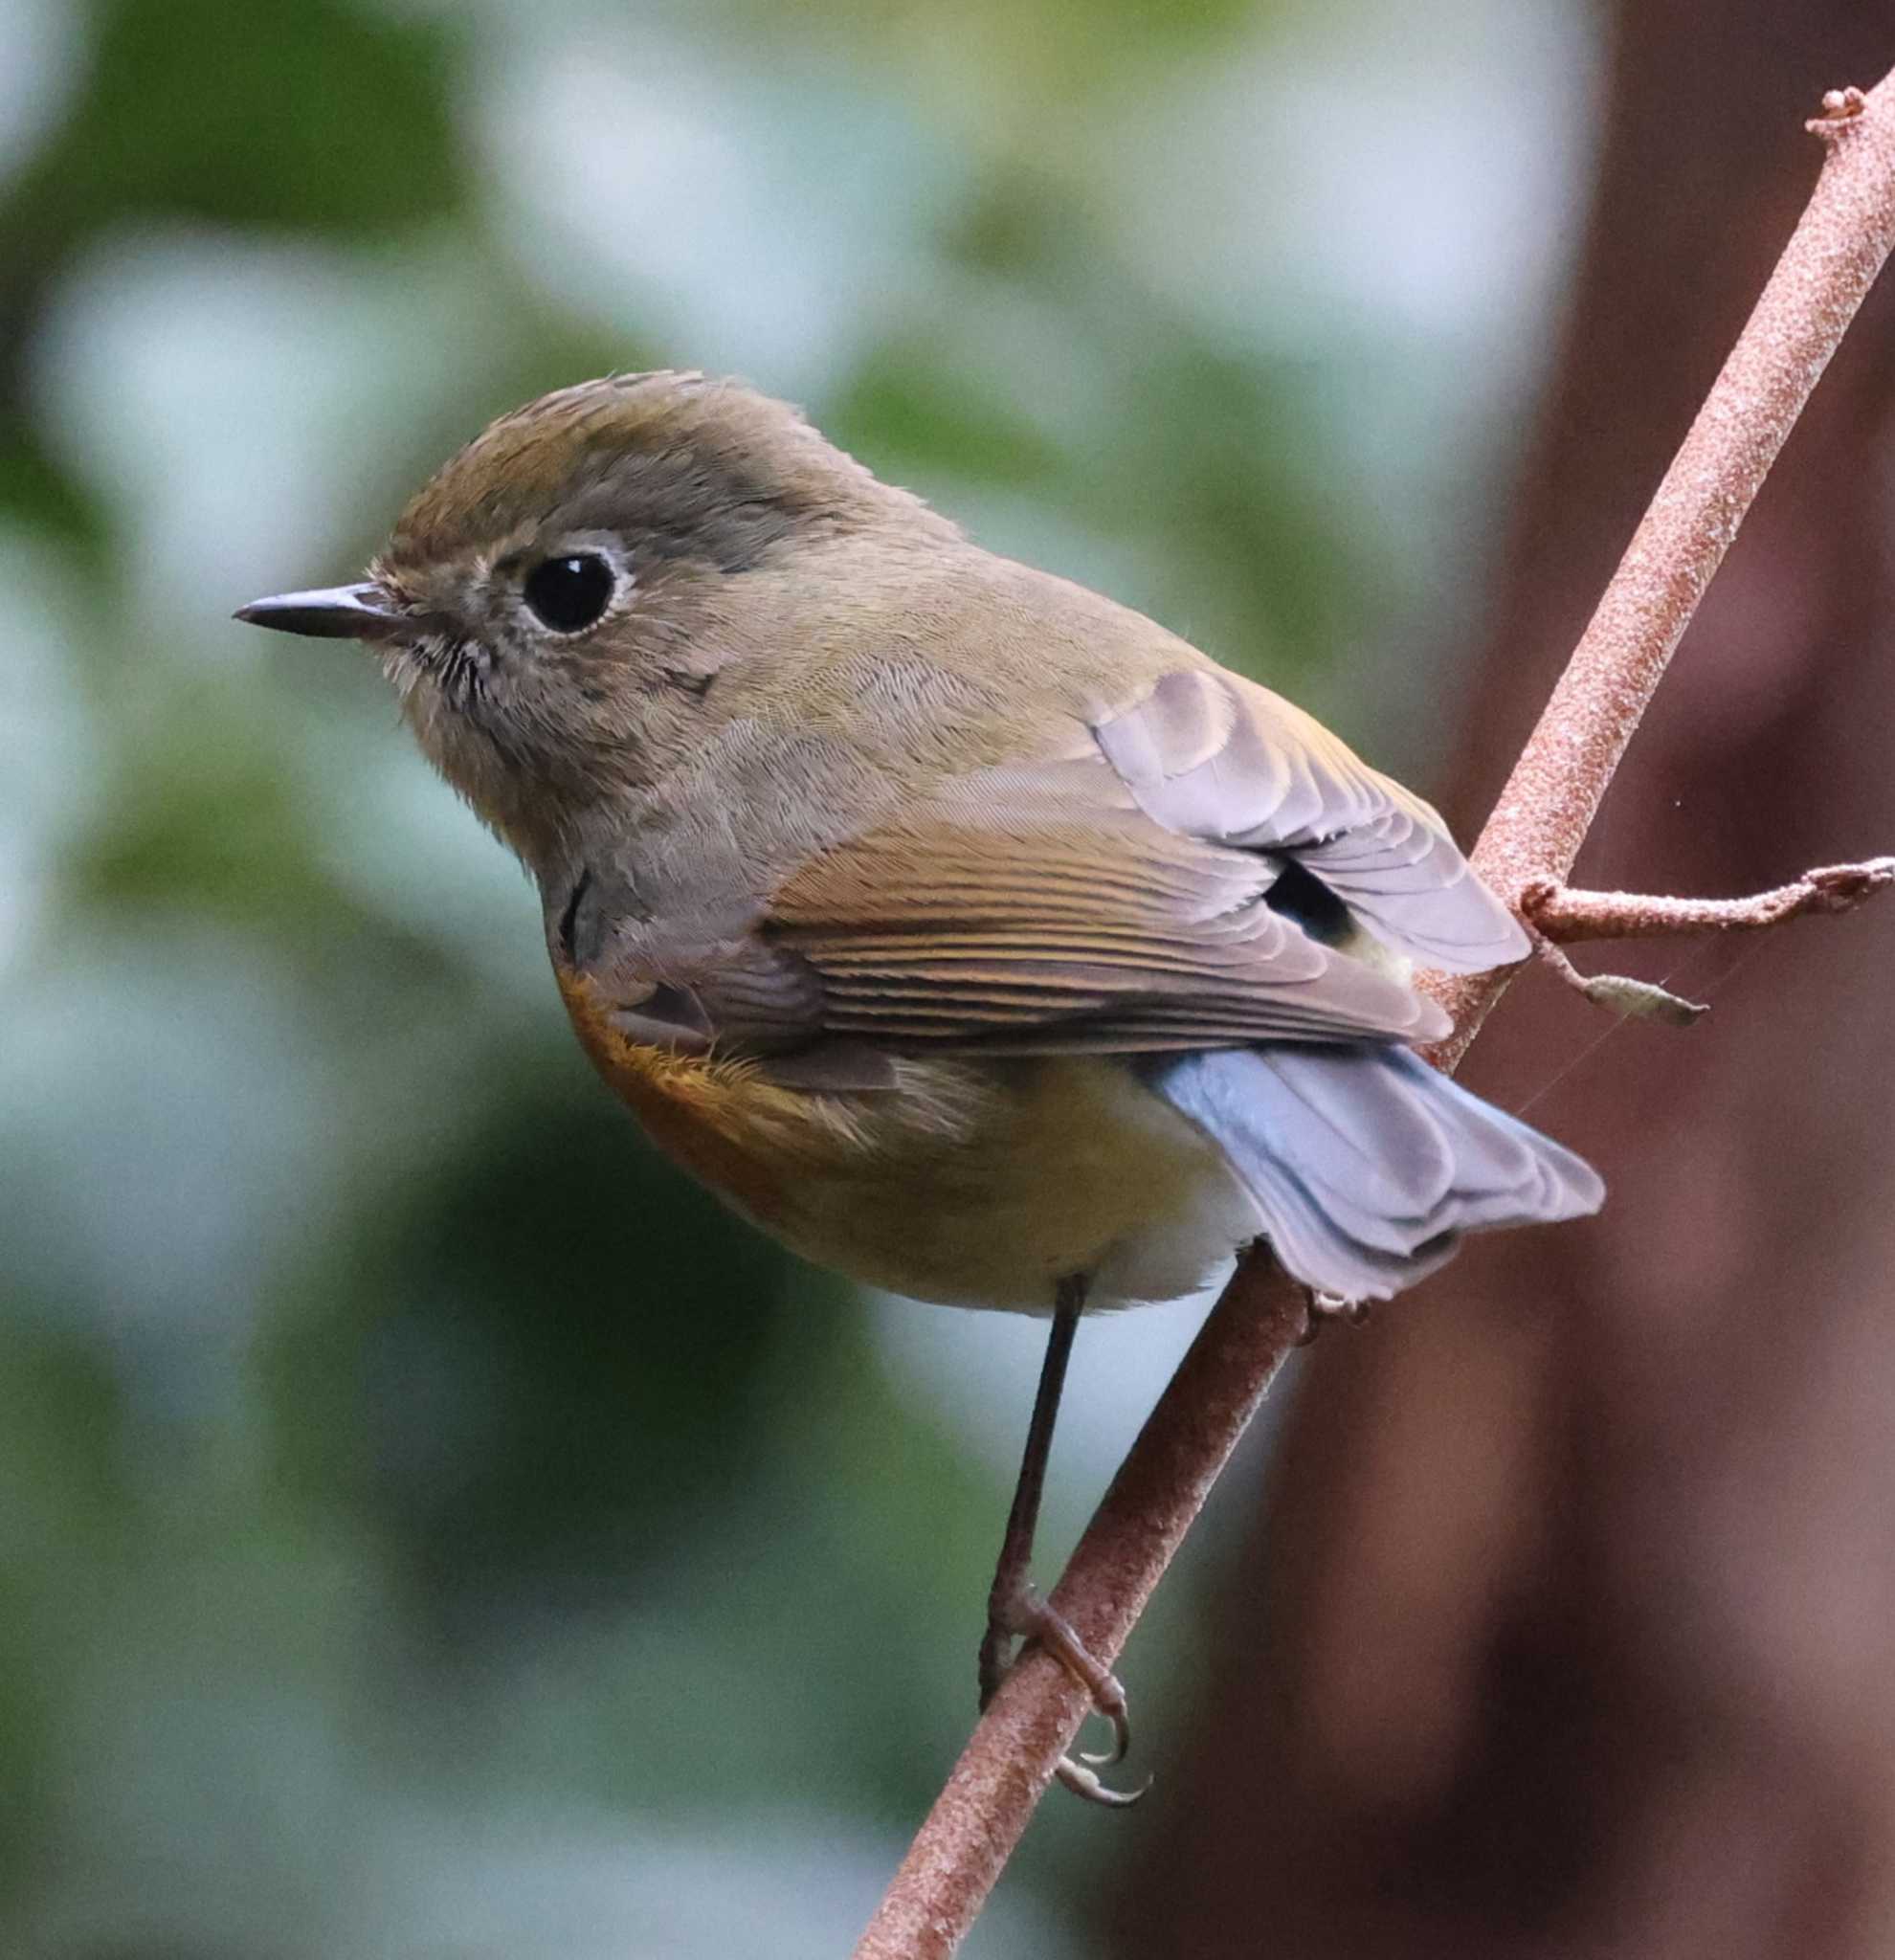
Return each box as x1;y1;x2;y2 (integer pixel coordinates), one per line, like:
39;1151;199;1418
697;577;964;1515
1092;668;1527;971
766;764;1451;1053
639;655;1516;1069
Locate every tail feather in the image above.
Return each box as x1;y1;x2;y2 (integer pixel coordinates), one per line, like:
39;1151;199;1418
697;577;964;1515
1145;1044;1603;1302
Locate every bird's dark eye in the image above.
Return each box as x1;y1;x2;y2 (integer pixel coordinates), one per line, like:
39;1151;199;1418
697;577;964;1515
522;553;615;634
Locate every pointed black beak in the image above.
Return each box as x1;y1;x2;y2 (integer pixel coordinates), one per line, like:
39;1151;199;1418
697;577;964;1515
234;582;410;641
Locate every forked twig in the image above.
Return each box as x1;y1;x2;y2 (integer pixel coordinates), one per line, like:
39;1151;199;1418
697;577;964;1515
1419;76;1895;1065
852;70;1895;1960
1524;860;1895;943
1513;858;1895;1025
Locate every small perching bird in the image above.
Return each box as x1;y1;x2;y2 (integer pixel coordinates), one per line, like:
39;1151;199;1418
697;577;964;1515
239;371;1602;1799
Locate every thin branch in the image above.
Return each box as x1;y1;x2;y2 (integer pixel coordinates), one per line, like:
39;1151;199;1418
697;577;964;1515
1421;75;1895;1066
1525;856;1895;1026
853;70;1895;1960
1524;858;1895;942
852;1260;1307;1960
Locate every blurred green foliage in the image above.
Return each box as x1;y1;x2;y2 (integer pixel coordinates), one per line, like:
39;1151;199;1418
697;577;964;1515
0;0;1588;1952
8;0;462;236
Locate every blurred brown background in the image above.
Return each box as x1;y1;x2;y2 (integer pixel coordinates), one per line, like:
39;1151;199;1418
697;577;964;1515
1117;3;1895;1955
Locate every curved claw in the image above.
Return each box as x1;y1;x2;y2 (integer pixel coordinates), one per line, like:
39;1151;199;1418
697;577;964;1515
982;1587;1141;1795
1296;1286;1371;1345
1009;1593;1134;1772
1057;1754;1150;1807
1077;1695;1132;1768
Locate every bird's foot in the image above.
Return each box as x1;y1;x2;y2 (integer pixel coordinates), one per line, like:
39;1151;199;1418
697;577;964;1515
1295;1287;1371;1344
980;1574;1148;1807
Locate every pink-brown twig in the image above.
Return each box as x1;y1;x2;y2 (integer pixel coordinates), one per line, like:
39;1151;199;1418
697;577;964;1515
1421;74;1895;1067
853;69;1895;1960
1524;858;1895;942
852;1261;1306;1960
1523;858;1895;1026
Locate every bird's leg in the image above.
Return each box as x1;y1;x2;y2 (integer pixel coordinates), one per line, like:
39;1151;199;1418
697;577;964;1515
978;1273;1144;1806
977;1277;1093;1716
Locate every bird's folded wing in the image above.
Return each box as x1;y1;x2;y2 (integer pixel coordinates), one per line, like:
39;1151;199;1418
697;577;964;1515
1091;667;1527;972
764;748;1450;1055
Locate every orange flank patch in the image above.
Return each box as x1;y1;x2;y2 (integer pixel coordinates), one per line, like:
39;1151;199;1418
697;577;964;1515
553;967;856;1227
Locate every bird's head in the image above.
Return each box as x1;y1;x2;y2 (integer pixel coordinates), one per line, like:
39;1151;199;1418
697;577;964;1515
237;370;948;865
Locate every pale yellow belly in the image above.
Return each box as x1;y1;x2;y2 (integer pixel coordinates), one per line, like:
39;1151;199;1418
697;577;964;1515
557;967;1260;1311
769;1053;1262;1311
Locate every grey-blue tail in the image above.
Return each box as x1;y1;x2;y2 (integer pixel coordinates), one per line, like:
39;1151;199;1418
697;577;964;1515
1146;1044;1604;1302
